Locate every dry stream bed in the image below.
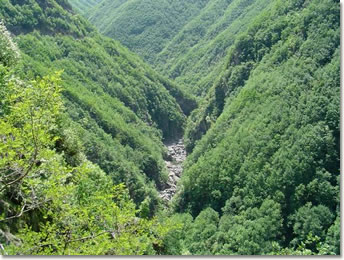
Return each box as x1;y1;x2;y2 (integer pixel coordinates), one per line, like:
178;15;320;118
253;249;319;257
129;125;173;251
159;138;186;201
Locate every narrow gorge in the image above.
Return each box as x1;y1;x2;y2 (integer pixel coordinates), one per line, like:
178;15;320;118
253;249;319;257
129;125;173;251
160;139;186;202
0;0;340;255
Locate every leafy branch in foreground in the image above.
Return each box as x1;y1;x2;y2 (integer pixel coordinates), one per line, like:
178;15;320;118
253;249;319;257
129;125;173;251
0;71;175;255
0;72;63;214
0;47;175;255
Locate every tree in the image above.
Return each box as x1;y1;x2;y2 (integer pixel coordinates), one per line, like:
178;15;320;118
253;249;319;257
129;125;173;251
289;203;334;250
185;207;219;255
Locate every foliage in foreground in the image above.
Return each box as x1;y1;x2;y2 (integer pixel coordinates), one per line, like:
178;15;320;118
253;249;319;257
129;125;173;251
0;31;174;254
0;0;197;216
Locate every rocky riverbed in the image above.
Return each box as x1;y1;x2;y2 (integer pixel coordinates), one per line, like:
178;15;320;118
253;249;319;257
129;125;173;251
159;138;186;201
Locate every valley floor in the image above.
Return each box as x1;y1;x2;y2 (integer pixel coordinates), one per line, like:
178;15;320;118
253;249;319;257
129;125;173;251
160;138;186;201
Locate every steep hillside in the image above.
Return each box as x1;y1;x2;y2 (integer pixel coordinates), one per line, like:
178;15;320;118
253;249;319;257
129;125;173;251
69;0;101;14
0;0;92;36
174;0;340;254
0;0;340;256
0;0;196;213
71;0;274;95
0;22;175;255
155;0;272;95
77;0;210;63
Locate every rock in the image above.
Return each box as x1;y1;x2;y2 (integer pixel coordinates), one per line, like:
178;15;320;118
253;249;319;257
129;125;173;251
159;138;186;202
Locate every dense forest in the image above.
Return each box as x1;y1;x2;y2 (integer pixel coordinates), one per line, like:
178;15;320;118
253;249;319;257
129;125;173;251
0;0;341;255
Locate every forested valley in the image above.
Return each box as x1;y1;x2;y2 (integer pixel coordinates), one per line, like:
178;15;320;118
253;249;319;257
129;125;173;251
0;0;340;255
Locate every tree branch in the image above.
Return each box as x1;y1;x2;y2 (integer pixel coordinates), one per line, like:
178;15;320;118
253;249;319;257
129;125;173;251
25;230;111;254
0;153;37;192
0;108;39;192
0;199;51;222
